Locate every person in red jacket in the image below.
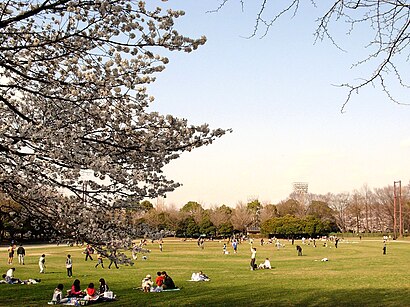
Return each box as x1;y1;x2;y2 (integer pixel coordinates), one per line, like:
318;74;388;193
155;271;165;287
85;283;98;301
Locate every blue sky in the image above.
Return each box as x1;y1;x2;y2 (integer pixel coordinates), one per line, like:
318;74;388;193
148;1;410;208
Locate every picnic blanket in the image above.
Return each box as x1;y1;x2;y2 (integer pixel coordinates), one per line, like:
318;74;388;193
134;287;180;292
49;296;116;305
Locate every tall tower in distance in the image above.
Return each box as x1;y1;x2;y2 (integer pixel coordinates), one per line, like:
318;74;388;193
293;182;309;194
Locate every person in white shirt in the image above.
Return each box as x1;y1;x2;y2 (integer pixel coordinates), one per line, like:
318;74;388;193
39;254;46;273
6;267;15;278
250;247;257;270
262;258;272;269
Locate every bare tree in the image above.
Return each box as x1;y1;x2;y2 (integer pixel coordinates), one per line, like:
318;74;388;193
358;184;375;233
347;191;364;233
327;192;351;233
231;202;253;232
373;186;395;232
259;203;278;224
0;1;229;251
210;1;410;110
209;205;232;228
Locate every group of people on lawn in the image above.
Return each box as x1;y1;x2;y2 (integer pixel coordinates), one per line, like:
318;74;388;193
50;278;111;304
141;271;176;292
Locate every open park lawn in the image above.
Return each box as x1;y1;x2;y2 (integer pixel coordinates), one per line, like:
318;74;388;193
0;238;409;306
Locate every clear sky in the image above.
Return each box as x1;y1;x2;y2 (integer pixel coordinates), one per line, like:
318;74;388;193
147;1;410;208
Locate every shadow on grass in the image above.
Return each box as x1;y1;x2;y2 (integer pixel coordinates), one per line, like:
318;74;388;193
0;278;408;307
109;285;408;307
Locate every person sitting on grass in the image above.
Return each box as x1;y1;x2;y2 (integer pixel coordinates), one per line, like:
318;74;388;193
85;283;98;301
68;279;84;297
258;258;272;269
161;271;176;290
6;267;16;278
98;278;109;295
155;272;164;288
141;274;153;292
49;284;69;304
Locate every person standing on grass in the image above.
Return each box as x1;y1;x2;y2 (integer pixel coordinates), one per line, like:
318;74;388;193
16;244;25;265
232;240;238;254
250;246;257;270
383;243;387;255
39;254;46;273
66;254;73;277
7;244;14;265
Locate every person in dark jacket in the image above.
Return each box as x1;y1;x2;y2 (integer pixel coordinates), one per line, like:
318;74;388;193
161;271;176;289
17;244;25;265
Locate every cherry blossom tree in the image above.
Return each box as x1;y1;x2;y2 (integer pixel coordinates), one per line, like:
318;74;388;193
0;0;229;257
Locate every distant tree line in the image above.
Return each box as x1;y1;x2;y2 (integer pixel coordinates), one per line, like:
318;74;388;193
1;182;408;242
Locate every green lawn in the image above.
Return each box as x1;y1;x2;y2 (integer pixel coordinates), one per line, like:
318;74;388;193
0;238;409;306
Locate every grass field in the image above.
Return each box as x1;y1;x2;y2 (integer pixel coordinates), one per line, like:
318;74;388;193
0;237;409;307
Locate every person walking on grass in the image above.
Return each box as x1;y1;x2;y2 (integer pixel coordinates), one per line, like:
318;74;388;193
39;254;46;273
66;254;73;277
250;246;257;270
296;245;303;256
85;244;94;261
95;253;104;268
108;250;119;269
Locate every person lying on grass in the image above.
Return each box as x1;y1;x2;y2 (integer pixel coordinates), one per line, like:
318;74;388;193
190;271;210;281
2;273;22;284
